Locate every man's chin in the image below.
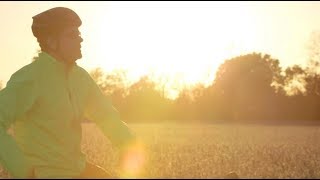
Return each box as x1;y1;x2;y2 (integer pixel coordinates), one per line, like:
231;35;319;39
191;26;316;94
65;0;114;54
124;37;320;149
73;53;82;61
78;52;82;59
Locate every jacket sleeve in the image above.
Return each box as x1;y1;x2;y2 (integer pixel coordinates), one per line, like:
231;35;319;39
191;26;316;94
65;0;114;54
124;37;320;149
0;71;37;178
84;75;136;150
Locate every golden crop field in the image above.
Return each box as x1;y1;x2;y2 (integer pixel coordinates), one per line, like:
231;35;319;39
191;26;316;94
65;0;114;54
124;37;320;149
1;123;320;178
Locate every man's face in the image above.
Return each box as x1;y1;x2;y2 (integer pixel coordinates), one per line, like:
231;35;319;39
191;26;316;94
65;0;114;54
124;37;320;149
56;26;83;63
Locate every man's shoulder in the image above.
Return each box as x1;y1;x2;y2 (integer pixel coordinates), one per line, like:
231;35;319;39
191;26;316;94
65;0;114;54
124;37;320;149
74;65;93;78
73;65;97;86
75;65;88;73
11;62;38;79
8;60;43;84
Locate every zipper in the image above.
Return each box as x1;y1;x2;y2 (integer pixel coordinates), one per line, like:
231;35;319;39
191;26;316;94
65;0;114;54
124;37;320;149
65;67;78;125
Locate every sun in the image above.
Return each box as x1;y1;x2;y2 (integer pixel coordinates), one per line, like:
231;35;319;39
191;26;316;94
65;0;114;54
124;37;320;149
79;2;260;99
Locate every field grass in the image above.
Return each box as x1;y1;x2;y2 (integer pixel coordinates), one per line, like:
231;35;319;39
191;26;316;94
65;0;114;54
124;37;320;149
1;122;320;178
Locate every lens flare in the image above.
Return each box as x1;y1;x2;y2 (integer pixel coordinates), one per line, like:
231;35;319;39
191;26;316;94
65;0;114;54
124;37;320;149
119;142;146;178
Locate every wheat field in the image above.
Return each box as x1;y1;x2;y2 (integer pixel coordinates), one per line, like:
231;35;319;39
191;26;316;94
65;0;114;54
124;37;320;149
1;122;320;178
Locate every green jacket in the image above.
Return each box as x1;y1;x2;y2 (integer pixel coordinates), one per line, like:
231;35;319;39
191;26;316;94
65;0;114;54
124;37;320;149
0;52;135;178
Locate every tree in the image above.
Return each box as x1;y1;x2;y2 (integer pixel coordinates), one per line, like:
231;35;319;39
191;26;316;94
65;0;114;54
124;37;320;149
305;30;320;96
281;65;307;96
210;52;281;121
123;76;172;122
90;67;128;97
306;30;320;74
89;68;107;92
174;83;206;121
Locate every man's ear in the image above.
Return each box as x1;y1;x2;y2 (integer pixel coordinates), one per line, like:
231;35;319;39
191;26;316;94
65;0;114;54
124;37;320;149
46;36;57;51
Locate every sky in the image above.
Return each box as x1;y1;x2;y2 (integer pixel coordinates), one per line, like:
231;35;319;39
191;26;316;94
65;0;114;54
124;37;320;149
1;1;320;98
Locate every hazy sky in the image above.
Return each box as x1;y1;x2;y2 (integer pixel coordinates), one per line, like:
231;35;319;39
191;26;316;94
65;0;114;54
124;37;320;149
1;1;320;98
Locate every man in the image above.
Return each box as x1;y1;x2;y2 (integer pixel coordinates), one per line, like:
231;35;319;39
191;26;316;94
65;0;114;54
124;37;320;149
0;7;143;178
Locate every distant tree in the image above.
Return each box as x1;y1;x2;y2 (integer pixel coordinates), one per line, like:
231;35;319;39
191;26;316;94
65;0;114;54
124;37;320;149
0;80;3;90
89;67;130;113
174;83;206;121
152;75;171;99
305;30;320;96
281;65;307;96
89;68;128;96
173;85;194;121
31;49;41;62
306;30;320;74
305;73;320;96
210;52;281;121
89;68;108;93
124;76;172;122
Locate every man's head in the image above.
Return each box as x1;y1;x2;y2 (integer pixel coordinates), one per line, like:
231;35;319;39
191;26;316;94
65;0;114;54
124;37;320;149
32;7;83;64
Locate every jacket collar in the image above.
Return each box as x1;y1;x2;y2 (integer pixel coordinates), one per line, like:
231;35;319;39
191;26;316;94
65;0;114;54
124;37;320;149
38;51;77;75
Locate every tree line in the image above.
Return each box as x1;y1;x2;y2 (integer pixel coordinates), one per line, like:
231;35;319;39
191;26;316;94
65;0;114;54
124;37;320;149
86;52;320;124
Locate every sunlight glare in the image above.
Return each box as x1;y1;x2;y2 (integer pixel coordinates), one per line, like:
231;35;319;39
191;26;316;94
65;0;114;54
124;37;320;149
119;141;147;178
83;2;260;99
